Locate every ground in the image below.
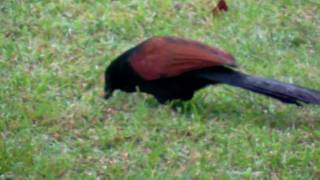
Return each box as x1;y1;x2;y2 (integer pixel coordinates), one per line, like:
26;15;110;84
1;0;320;179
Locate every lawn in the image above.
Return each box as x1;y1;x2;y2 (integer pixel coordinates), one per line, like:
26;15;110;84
1;0;320;179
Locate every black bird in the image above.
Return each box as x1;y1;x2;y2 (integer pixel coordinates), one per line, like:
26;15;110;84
104;36;320;105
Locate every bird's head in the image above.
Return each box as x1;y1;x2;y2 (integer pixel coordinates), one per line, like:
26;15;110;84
104;47;140;100
104;63;115;99
104;59;122;99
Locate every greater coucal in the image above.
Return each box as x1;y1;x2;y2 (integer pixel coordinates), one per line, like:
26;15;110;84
104;36;320;105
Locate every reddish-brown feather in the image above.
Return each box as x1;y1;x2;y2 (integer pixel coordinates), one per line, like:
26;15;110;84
130;37;236;80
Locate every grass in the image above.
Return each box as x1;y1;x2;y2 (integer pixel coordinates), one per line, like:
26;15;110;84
1;0;320;179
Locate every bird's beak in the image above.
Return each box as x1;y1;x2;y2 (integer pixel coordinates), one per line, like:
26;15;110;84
103;89;113;99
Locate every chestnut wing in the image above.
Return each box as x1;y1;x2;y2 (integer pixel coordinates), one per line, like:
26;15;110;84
129;37;236;80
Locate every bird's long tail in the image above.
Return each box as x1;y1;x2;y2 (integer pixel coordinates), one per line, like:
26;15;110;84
195;67;320;105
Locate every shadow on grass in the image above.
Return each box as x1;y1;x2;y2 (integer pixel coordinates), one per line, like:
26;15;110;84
104;90;320;130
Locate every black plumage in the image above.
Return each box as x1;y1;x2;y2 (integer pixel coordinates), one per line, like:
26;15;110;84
104;36;320;105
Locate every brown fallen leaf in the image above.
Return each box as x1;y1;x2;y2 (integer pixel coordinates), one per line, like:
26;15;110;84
212;0;228;15
52;132;61;140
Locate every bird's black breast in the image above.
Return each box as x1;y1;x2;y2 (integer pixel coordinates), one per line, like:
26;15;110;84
137;73;211;103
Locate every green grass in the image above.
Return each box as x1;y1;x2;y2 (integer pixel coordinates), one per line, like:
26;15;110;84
1;0;320;179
